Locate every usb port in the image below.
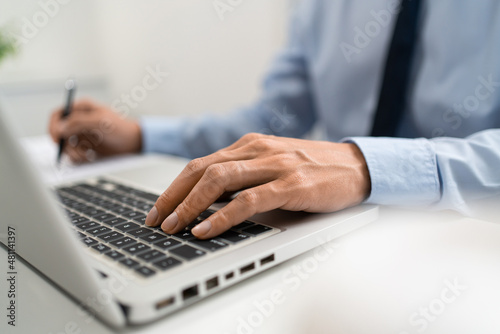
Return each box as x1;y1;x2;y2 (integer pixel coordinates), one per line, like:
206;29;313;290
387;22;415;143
182;285;199;301
260;254;275;266
155;296;175;310
206;276;219;290
240;263;255;275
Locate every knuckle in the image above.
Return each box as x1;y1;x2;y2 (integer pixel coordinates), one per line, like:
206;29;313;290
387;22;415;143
204;164;227;186
184;158;206;177
214;210;231;227
241;132;261;142
155;191;171;209
286;170;308;187
236;190;259;209
250;138;273;151
175;201;192;219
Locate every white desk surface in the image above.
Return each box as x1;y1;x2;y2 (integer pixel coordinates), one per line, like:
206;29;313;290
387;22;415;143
2;137;500;333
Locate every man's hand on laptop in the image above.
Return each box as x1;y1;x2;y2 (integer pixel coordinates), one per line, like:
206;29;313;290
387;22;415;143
48;98;142;163
145;133;371;239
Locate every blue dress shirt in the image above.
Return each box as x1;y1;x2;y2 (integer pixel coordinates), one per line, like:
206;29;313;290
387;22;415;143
141;0;500;215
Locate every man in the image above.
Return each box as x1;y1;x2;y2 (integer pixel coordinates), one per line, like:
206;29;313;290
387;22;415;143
49;0;500;239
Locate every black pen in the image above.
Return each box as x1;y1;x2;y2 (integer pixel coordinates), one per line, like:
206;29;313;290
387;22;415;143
56;79;76;164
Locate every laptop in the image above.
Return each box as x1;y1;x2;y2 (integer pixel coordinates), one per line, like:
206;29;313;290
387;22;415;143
0;103;378;327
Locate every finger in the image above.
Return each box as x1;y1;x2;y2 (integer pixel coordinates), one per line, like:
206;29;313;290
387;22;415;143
48;109;64;142
56;116;106;142
159;159;278;233
192;180;287;239
64;134;95;163
145;147;259;227
63;145;88;164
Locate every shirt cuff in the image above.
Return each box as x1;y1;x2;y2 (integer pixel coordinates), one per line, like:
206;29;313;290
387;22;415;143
343;137;441;206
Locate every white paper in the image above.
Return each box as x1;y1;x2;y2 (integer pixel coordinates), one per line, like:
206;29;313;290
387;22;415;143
20;136;150;184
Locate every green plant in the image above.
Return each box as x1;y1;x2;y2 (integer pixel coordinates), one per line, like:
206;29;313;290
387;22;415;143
0;28;17;64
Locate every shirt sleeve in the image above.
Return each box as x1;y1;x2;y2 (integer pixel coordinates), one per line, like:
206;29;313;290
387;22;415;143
346;129;500;215
140;1;318;159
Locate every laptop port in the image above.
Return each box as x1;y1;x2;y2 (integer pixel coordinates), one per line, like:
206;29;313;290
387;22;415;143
155;296;175;310
206;277;219;290
182;285;199;301
225;272;234;280
260;254;275;266
240;262;255;275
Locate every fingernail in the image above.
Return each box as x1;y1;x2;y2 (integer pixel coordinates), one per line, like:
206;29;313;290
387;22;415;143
145;206;158;226
162;211;178;232
192;220;212;236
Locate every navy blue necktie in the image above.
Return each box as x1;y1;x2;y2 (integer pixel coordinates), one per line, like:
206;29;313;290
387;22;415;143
370;0;422;137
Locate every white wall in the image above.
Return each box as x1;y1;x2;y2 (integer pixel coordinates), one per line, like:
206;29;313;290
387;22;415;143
0;0;290;136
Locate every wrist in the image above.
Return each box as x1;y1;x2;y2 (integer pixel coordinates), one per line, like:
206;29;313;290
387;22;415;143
345;143;372;203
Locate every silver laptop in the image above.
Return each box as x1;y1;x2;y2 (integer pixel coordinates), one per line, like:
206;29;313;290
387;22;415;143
0;103;378;327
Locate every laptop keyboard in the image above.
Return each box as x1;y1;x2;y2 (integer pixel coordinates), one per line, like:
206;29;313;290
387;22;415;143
55;179;275;278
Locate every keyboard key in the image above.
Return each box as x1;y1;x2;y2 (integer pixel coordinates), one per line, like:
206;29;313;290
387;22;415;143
191;239;228;252
70;216;89;225
137;249;165;262
119;257;140;269
110;237;137;248
127;228;154;238
186;218;203;230
199;210;215;219
232;221;254;230
98;231;125;242
81;237;98;246
153;238;181;250
139;233;167;243
102;217;127;226
135;266;156;277
83;208;106;217
131;215;147;224
104;250;125;261
98;200;118;209
65;211;80;219
115;222;141;232
87;226;112;236
122;211;143;220
241;224;272;236
132;202;153;212
92;243;111;253
77;232;87;239
218;230;250;243
153;257;181;271
108;206;133;215
172;230;196;240
170;245;206;260
75;221;100;231
93;213;116;222
132;191;158;202
123;243;151;255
